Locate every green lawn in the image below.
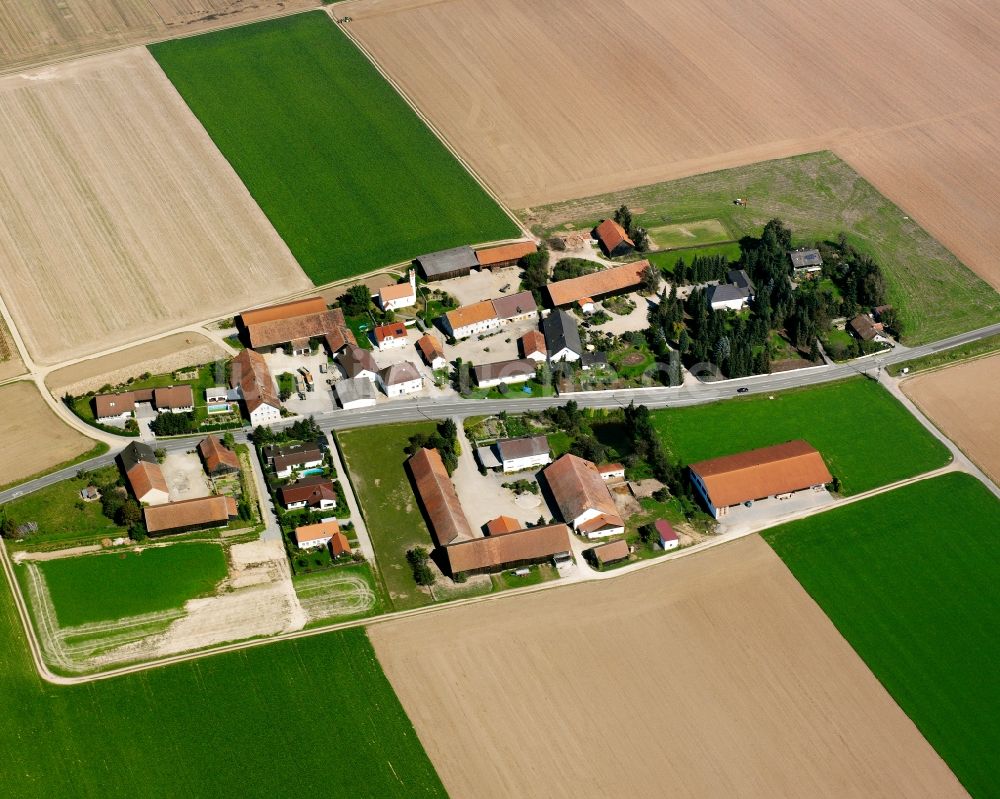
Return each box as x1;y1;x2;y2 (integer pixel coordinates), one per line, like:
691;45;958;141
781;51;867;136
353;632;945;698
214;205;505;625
652;377;950;494
3;470;126;552
523;152;1000;345
0;582;445;798
294;563;387;627
337;423;437;611
647;218;730;249
150;12;517;285
645;242;742;274
36;543;228;627
762;473;1000;798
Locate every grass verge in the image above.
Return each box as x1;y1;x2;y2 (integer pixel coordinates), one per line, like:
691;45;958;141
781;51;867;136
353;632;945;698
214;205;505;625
888;332;1000;376
150;12;517;285
651;377;950;494
762;473;1000;798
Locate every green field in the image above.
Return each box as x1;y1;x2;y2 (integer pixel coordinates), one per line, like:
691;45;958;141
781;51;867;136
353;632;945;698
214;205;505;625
0;580;445;798
3;469;127;552
150;12;517;285
647;218;730;249
36;544;228;627
644;241;742;274
763;473;1000;798
652;378;950;494
522;152;1000;345
337;423;437;611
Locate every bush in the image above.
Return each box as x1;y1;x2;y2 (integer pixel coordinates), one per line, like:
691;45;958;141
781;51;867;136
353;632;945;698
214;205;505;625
406;547;435;586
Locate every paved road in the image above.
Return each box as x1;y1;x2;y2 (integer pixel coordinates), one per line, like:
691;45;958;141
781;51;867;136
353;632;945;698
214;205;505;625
3;320;999;507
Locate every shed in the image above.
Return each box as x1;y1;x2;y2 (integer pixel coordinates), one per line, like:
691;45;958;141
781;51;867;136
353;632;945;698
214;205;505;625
591;538;630;566
416;245;478;281
656;519;679;551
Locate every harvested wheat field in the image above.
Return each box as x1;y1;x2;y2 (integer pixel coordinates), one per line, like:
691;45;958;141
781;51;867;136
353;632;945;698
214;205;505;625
902;354;1000;485
46;332;228;396
0;0;318;74
0;315;25;381
0;382;100;487
0;48;311;366
370;535;963;799
345;0;1000;290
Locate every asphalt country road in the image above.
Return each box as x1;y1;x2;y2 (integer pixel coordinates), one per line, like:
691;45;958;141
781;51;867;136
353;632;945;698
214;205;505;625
2;319;998;507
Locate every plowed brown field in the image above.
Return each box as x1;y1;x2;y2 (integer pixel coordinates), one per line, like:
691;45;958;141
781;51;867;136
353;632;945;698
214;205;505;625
0;382;99;487
0;0;318;74
370;536;965;799
344;0;1000;290
902;353;1000;485
0;48;311;365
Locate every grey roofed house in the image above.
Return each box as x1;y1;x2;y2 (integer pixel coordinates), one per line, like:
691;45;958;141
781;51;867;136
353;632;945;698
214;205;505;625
727;269;755;293
118;441;157;474
476;446;502;469
491;290;538;320
337;343;379;378
707;283;750;305
416;245;478;280
541;309;583;357
473;358;537;385
380;361;422;386
790;248;823;271
580;351;609;369
496;435;549;462
334;377;377;407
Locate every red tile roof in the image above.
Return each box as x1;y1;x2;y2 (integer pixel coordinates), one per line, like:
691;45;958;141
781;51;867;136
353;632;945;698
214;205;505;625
240;297;328;327
655;519;678;541
475;241;537;267
198;435;240;473
519;330;546;357
407;448;473;546
546;260;648;307
230;349;280;414
485;515;521;535
543;454;620;524
594;219;634;252
592;538;629;564
295;519;340;545
417;333;445;364
279;475;337;507
374;321;407;344
126;461;169;502
143;495;237;534
446;524;571;573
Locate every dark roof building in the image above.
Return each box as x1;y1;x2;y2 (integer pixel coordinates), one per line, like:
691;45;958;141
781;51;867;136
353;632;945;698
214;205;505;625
279;475;337;508
472;358;537;386
727;269;755;293
265;442;323;473
119;441;157;474
416;245;478;281
542;309;583;360
496;436;550;463
338;344;380;379
491;290;538;321
790;248;823;272
334;377;378;408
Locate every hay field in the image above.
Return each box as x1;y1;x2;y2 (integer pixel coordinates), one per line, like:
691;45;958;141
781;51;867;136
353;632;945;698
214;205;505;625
370;536;964;799
0;382;101;487
0;48;311;365
345;0;1000;291
0;0;318;74
902;354;1000;484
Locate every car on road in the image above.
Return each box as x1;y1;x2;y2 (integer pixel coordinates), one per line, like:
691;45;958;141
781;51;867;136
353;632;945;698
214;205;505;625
737;387;750;394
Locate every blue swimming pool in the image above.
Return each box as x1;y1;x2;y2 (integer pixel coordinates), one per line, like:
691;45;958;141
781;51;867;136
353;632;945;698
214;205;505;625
207;403;230;413
300;468;324;476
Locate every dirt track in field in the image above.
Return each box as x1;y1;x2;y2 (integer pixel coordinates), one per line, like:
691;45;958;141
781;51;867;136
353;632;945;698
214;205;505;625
0;48;311;365
0;0;319;74
45;332;228;396
902;354;1000;485
344;0;1000;291
370;535;965;799
0;382;98;486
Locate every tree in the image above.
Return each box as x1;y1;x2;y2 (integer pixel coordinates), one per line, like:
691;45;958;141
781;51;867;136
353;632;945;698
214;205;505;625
640;262;662;294
406;547;435;586
0;513;15;540
519;247;550;300
633;227;650;252
338;284;371;317
613;205;633;235
116;498;142;528
809;338;821;362
101;490;126;523
223;431;237;450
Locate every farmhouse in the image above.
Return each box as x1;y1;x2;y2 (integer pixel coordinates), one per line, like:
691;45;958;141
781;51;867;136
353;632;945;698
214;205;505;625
379;362;424;397
377;270;417;311
152;385;194;413
473;358;536;389
491;290;538;323
295;519;341;549
591;538;629;567
849;314;886;342
94;393;135;424
485;515;521;535
198;435;240;476
494;435;551;473
593;219;635;257
416;245;479;281
374;321;409;351
580;352;609;371
598;463;626;481
279;475;337;511
238;297;355;355
337;344;380;383
728;269;755;296
407;447;474;546
708;282;751;311
119;442;169;506
541;309;583;362
546;260;649;307
230;348;282;427
265;443;324;479
443;300;501;339
519;330;547;362
543;453;625;538
688;440;833;518
334;377;378;410
143;495;238;537
790;248;823;277
445;523;572;577
475;241;537;270
656;519;679;551
417;333;447;370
